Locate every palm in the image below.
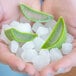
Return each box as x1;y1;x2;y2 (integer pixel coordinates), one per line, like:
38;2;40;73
42;0;76;38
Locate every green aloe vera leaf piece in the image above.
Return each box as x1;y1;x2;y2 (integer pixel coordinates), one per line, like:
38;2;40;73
19;4;53;22
4;28;38;42
41;17;67;49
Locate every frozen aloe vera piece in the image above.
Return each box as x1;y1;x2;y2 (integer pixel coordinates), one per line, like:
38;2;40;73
19;4;53;22
41;17;67;49
4;28;37;42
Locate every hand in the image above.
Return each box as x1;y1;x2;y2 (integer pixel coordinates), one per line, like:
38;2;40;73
0;0;40;75
42;0;76;38
40;39;76;76
0;0;41;26
40;0;76;75
0;41;37;75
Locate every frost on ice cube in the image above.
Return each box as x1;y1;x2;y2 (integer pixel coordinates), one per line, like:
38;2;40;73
21;49;37;62
66;33;74;43
62;43;73;54
36;27;49;36
22;41;35;50
33;37;44;49
10;40;19;53
45;20;56;30
32;22;43;32
50;48;63;62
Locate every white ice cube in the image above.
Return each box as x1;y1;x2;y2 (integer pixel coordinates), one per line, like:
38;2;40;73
32;22;43;32
22;41;35;50
14;23;32;33
10;22;24;32
23;23;32;32
33;37;44;49
21;49;37;62
45;20;56;29
62;43;73;54
10;40;19;53
32;50;50;71
32;56;41;70
36;27;49;36
39;50;51;65
50;48;63;62
66;33;74;43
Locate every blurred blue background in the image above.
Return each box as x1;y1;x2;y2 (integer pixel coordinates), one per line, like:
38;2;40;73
0;63;28;76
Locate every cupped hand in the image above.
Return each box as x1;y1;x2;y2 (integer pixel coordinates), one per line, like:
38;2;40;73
40;0;76;75
40;39;76;76
0;0;40;75
0;41;37;75
0;0;41;26
42;0;76;38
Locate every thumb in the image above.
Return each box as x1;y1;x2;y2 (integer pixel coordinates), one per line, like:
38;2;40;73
0;42;25;72
53;48;76;74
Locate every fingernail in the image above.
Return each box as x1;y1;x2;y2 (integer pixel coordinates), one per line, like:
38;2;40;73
17;63;25;71
47;73;53;76
56;68;65;74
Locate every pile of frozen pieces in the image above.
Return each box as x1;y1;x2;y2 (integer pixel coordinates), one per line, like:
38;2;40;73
0;18;74;71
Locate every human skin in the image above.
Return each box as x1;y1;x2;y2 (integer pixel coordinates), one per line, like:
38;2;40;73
0;0;40;76
40;0;76;76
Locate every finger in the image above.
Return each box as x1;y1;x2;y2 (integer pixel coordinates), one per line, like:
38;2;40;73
0;42;26;72
40;62;55;76
7;54;26;72
24;63;36;76
72;39;76;48
55;66;72;75
53;50;76;74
